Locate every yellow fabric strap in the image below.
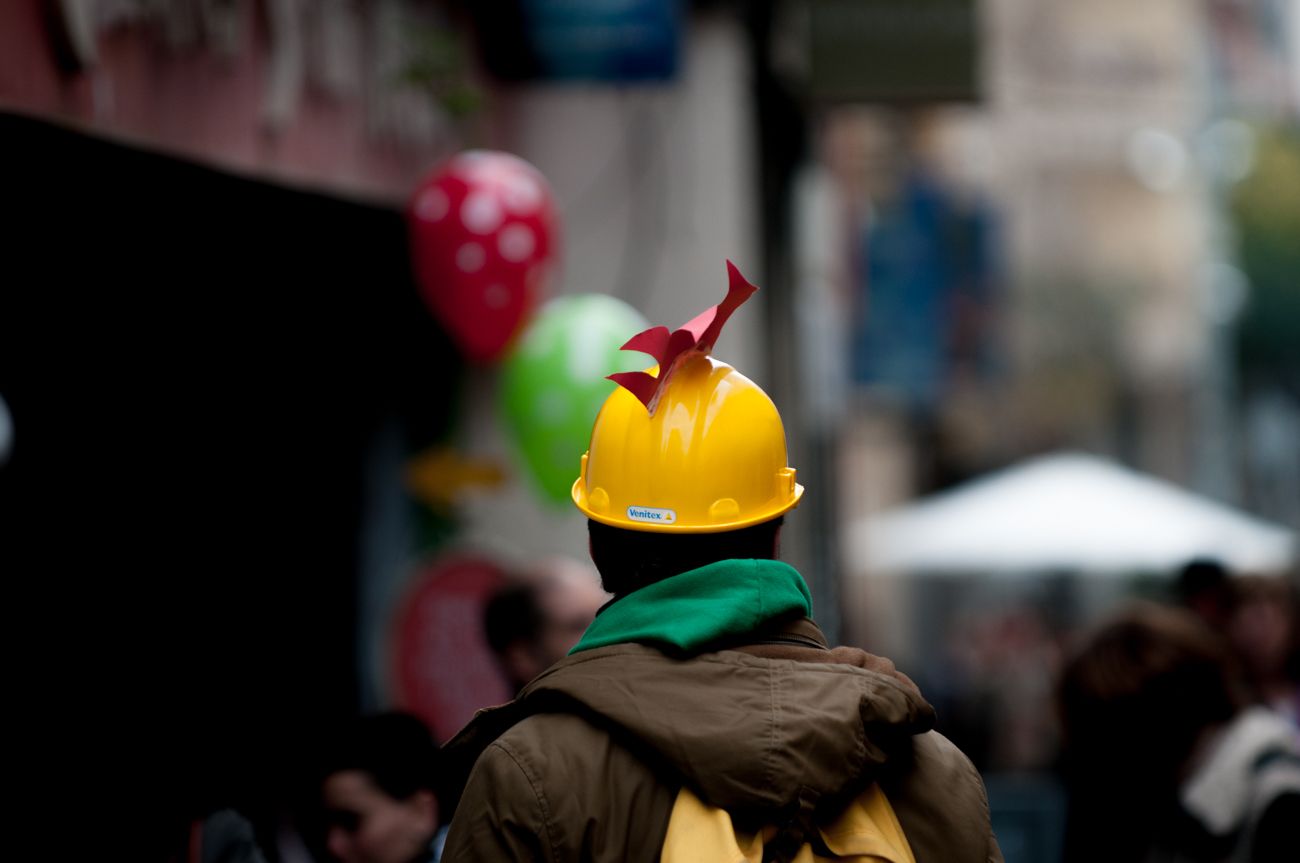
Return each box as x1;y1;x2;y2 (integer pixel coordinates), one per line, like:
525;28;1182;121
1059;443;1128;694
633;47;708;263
660;784;916;863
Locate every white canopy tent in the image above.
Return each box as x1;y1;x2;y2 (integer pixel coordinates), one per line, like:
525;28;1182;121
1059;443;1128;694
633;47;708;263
850;452;1297;576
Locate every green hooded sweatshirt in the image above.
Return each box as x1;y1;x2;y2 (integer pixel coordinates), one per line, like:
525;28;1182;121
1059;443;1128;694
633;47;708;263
570;558;813;655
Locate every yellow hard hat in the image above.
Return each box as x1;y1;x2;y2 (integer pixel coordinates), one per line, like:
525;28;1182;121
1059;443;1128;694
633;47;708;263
570;261;803;533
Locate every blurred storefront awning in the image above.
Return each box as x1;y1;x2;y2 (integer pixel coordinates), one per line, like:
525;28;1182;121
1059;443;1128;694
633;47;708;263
852;452;1297;575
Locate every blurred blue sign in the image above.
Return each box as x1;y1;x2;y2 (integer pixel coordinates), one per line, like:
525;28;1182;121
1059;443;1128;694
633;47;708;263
475;0;680;83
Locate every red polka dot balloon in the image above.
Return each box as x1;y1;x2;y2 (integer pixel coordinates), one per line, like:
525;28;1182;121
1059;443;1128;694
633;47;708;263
407;151;559;362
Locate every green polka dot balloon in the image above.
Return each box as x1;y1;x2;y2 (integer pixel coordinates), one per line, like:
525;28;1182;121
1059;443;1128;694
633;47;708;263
499;294;649;506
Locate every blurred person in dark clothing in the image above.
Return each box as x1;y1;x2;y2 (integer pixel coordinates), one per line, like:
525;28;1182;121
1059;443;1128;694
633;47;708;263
318;713;447;863
1058;603;1300;863
482;557;607;692
1177;561;1299;723
1227;575;1299;724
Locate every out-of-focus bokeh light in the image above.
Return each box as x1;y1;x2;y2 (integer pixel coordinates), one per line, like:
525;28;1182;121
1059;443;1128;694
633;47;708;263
1126;128;1189;192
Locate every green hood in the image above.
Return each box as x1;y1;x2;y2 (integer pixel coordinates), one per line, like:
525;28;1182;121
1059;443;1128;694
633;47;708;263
570;558;813;655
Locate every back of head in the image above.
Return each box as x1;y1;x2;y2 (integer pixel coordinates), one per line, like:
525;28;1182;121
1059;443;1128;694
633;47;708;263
588;515;784;596
482;582;546;691
482;583;544;660
1176;557;1233;629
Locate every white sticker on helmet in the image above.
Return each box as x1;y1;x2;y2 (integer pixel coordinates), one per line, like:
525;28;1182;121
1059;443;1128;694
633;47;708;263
627;506;677;525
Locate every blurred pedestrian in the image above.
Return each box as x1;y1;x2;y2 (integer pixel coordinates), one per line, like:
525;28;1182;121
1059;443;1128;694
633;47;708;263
1227;575;1299;724
1058;603;1300;863
482;557;607;693
318;712;448;863
1177;558;1235;633
440;266;1000;862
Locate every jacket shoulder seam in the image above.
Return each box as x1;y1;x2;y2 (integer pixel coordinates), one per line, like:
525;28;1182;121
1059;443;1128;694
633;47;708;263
764;663;780;796
490;739;560;863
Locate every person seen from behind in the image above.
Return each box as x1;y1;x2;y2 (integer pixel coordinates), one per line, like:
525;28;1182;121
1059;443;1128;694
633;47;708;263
1058;603;1300;863
440;262;1001;862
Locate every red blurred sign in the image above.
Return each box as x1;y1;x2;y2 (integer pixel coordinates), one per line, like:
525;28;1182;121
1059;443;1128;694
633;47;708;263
391;555;513;743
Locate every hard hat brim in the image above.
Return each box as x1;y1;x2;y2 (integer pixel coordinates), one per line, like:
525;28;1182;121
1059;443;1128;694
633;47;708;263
572;477;804;534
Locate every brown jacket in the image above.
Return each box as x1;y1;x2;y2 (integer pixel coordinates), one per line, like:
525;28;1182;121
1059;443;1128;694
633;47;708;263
442;618;1002;862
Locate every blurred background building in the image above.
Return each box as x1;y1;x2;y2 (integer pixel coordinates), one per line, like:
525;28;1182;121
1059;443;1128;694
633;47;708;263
2;2;1296;861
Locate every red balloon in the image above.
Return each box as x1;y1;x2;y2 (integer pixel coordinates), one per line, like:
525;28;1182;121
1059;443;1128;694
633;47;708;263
407;151;559;362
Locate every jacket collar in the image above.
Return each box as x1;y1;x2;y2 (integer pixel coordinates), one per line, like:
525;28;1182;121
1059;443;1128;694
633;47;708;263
570;559;813;655
443;623;935;821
